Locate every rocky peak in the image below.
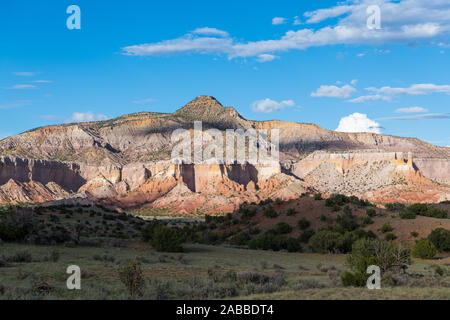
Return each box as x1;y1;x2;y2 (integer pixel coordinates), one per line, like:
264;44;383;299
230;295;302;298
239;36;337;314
173;95;247;128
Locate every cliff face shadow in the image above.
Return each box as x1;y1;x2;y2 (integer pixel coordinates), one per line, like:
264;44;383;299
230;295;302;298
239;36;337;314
223;163;259;187
180;163;196;192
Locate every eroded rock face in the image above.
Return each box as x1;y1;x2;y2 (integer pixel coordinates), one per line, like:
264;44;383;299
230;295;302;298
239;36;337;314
0;96;449;212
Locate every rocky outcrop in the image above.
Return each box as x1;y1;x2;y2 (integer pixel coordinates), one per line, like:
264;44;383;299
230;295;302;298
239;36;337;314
0;96;449;211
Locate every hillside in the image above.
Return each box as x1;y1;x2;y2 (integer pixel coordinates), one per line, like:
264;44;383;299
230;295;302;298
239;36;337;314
0;96;449;211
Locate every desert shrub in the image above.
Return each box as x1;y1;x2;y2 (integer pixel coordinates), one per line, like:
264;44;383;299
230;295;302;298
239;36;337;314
341;271;368;287
285;238;302;252
308;230;343;254
380;224;393;233
314;194;323;201
151;225;184;252
366;208;376;217
384;233;397;241
6;250;33;263
335;211;359;233
49;249;60;262
427;228;450;252
118;258;146;297
295;279;325;289
274;222;292;235
148;278;172;300
299;228;315;243
230;232;250;246
286;208;296;216
385;203;405;211
412;239;436;259
400;211;417;219
320;214;327;222
433;265;445;277
410;231;419;238
297;218;310;230
346;238;411;274
360;216;374;225
263;206;278;218
0;212;34;242
248;232;291;251
408;203;448;219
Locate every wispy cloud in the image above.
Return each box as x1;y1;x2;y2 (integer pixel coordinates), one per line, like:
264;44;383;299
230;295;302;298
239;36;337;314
64;112;109;123
272;17;286;25
0;100;32;109
256;54;278;62
378;113;450;121
395;106;428;113
13;72;37;77
251;98;295;113
366;83;450;95
32;80;52;83
311;84;356;98
348;94;391;103
121;0;450;60
9;84;36;89
191;27;229;38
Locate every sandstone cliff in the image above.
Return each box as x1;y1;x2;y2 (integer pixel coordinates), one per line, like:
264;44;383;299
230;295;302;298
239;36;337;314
0;96;449;211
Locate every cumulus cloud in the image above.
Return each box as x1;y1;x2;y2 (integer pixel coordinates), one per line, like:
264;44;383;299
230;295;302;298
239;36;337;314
272;17;286;25
191;27;229;37
311;84;356;98
251;98;295;113
336;113;382;134
64;112;109;123
121;0;450;60
348;94;391;103
395;106;428;113
256;54;278;62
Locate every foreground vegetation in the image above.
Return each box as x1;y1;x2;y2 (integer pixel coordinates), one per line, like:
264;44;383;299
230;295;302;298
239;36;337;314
0;196;449;300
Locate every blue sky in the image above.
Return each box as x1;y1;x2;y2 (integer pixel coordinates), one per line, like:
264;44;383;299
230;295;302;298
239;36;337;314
1;0;450;146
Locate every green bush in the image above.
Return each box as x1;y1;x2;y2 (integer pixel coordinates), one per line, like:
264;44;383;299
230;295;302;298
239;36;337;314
407;203;448;219
314;194;323;201
151;225;185;252
412;239;436;259
427;228;450;252
297;218;310;230
380;224;393;233
341;271;368;287
346;238;411;274
366;208;376;217
286;208;296;216
384;233;397;241
230;232;251;246
275;222;292;235
308;230;343;254
400;211;417;219
299;228;315;243
410;231;419;238
263;206;278;218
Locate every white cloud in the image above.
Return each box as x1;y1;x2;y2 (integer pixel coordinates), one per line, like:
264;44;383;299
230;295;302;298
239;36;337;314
378;113;450;121
366;83;450;95
122;1;450;60
336;113;382;134
350;79;358;85
304;5;354;24
395;106;429;113
192;27;229;37
9;84;36;89
32;80;52;83
256;54;278;62
13;72;37;77
348;94;391;103
251;99;295;113
272;17;286;25
65;112;109;123
311;84;356;98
